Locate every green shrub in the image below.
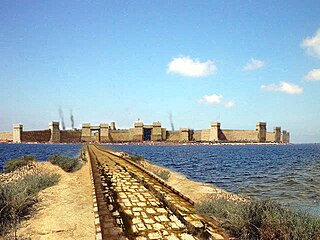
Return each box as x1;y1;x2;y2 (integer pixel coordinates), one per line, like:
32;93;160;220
4;156;36;173
0;173;60;236
48;154;81;172
196;198;320;240
154;169;170;181
130;155;144;162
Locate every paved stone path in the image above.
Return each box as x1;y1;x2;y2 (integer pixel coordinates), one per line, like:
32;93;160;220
88;145;228;240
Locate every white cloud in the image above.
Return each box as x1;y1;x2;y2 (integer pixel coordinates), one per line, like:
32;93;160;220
225;100;235;108
304;68;320;81
198;94;223;104
242;58;265;71
261;81;303;95
301;29;320;58
167;56;217;77
198;94;235;108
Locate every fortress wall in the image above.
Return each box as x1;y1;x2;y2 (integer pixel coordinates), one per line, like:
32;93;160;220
60;131;81;143
266;132;275;142
201;129;210;141
109;130;131;142
192;130;202;141
21;130;51;142
220;130;257;142
0;132;13;141
166;131;180;141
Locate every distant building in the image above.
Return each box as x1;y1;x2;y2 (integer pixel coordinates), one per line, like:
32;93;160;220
1;121;290;144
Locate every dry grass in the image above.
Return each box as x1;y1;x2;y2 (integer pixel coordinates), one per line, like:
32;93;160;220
0;173;60;238
196;197;320;240
48;154;82;172
4;156;36;173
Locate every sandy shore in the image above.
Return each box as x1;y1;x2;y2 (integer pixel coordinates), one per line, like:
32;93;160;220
13;149;242;240
17;162;95;240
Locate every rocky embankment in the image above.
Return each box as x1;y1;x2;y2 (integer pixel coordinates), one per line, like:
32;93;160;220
0;162;42;184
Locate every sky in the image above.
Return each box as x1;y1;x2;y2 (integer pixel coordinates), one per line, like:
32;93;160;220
0;1;320;143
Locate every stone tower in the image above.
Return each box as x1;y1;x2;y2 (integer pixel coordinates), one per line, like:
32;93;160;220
81;123;91;142
132;122;143;141
49;122;60;143
100;123;110;142
209;122;220;142
179;128;190;142
281;130;290;143
13;124;23;143
273;127;281;143
110;122;116;130
256;122;266;142
151;122;162;141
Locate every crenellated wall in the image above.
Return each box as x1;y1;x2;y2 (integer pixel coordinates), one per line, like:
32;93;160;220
200;129;211;141
220;130;258;142
60;131;82;143
166;131;180;141
109;130;131;142
266;132;275;142
6;120;289;143
21;130;51;142
192;130;202;141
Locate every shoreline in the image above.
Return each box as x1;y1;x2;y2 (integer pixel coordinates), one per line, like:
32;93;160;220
2;145;319;239
0;140;291;146
7;146;233;239
107;147;245;203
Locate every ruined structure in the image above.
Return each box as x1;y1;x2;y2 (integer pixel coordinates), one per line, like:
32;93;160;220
2;120;290;144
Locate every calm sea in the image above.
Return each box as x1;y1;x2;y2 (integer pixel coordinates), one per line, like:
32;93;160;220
108;143;320;215
0;144;82;171
0;143;319;215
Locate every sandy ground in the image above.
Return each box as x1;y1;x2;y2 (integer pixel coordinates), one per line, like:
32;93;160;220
14;152;240;240
17;162;95;240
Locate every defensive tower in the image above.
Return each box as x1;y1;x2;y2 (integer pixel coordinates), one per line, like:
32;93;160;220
209;122;220;142
256;122;266;142
49;122;60;143
13;124;23;143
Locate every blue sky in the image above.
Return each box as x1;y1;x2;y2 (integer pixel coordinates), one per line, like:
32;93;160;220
0;1;320;143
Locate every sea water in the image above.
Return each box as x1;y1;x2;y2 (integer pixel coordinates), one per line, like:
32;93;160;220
0;144;82;171
109;144;320;215
0;143;319;215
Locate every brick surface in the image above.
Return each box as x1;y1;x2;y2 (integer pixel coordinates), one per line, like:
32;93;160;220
88;145;228;240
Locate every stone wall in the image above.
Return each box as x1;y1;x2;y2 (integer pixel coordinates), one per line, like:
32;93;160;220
191;130;202;141
9;121;289;143
166;131;180;141
266;132;275;142
219;130;258;142
60;131;82;143
21;130;51;142
109;130;131;142
200;129;211;142
0;132;13;141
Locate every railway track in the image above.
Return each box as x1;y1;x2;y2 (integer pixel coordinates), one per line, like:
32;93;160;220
87;144;228;240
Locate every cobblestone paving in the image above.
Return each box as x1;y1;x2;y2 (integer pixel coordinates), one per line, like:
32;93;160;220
88;145;227;240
